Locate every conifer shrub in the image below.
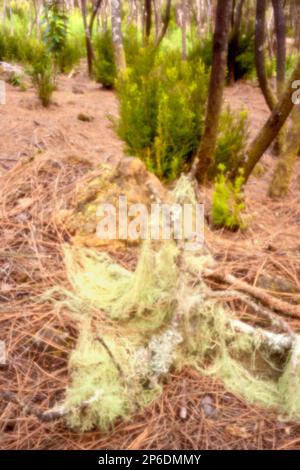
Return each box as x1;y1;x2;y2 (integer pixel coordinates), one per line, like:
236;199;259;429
57;37;84;73
0;30;46;65
211;164;246;231
232;29;255;81
42;1;68;73
188;35;213;71
117;48;208;181
31;54;55;107
214;108;249;177
94;27;141;89
94;30;117;89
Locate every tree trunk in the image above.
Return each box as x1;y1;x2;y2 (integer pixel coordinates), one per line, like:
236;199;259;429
2;0;7;32
81;0;94;77
255;0;276;111
154;0;172;48
144;0;152;43
193;0;232;184
268;111;300;198
272;0;286;98
271;0;286;155
89;0;103;36
181;0;187;60
111;0;126;73
242;57;300;182
228;0;245;85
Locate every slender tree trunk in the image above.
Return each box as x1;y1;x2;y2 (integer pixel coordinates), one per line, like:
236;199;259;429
152;0;161;41
9;1;13;35
111;0;126;73
272;0;286;98
81;0;94;77
268;110;300;197
154;0;171;48
255;0;276;111
144;0;152;43
180;0;187;60
228;0;245;85
271;0;286;155
193;0;232;184
2;0;7;32
242;57;300;182
89;0;103;36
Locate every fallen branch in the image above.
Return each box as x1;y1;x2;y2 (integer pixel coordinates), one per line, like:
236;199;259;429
204;269;300;320
230;319;293;353
207;289;295;337
0;390;104;424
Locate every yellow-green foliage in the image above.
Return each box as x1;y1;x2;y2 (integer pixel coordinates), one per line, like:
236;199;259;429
215;108;249;176
117;48;208;181
31;54;55;107
211;164;246;231
94;30;117;89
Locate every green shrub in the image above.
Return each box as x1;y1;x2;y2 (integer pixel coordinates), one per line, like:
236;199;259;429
233;30;255;81
188;35;213;71
0;29;47;65
42;2;68;58
211;164;246;231
117;48;208;181
124;25;142;65
8;72;22;87
0;5;83;73
57;36;84;73
31;54;55;107
214;108;248;177
94;30;117;89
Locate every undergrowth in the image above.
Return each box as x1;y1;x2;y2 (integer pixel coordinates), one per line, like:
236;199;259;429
211;164;246;231
117;48;208;181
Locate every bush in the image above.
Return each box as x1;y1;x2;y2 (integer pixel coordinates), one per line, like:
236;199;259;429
7;72;25;89
57;37;84;73
211;164;246;231
117;48;208;181
233;30;255;81
94;30;117;89
0;30;46;65
188;35;213;71
31;54;55;107
214;107;249;177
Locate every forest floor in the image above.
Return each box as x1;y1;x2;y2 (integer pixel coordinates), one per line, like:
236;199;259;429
0;67;300;450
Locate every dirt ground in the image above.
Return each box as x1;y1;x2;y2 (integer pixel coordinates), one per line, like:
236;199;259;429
0;70;123;175
1;69;300;450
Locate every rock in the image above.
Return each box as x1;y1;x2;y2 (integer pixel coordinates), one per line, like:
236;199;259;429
77;112;94;122
200;395;218;419
72;85;85;95
0;340;7;368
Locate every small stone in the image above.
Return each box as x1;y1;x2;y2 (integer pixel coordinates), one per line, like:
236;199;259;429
72;85;85;95
78;112;94;122
179;406;188;420
0;340;7;366
201;395;218;418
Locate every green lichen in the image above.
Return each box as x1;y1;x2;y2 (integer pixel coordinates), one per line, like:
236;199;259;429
45;177;300;430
